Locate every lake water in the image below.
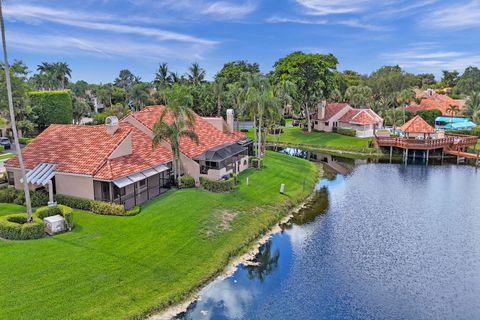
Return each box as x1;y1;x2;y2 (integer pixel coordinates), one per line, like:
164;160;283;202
178;159;480;320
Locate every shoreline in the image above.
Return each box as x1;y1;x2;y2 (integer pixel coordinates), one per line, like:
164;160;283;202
150;177;319;320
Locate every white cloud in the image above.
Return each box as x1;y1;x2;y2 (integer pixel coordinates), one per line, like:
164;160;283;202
3;4;217;45
266;16;389;31
201;1;257;19
427;0;480;28
156;0;256;20
381;44;480;72
296;0;372;15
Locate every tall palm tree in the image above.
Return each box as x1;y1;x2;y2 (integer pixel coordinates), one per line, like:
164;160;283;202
396;88;415;123
383;108;404;131
446;104;460;126
53;62;71;89
187;62;205;86
214;77;225;116
154;62;171;88
152;85;198;186
0;1;33;221
275;79;297;116
36;62;57;90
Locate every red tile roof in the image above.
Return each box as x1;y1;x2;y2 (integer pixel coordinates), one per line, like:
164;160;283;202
128;105;245;158
318;103;350;121
338;109;383;125
400;115;435;133
5;124;132;175
94;123;172;180
407;90;466;116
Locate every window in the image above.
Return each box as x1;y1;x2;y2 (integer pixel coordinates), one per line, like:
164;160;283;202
206;161;219;170
244;159;247;166
138;179;146;189
7;171;14;185
113;186;126;199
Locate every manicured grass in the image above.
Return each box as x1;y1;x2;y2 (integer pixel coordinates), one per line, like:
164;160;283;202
245;126;377;153
0;203;27;217
0;152;318;320
0;153;15;160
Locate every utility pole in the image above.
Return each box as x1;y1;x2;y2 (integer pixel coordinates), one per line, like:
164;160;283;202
0;0;33;221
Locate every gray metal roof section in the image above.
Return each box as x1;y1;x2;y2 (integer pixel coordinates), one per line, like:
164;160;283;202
112;163;170;188
21;163;56;186
193;142;247;162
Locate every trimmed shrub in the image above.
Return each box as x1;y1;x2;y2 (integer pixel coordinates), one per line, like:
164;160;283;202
125;206;141;216
31;190;49;208
446;126;480;138
199;176;236;193
55;194;92;211
90;201;125;216
56;194;125;216
30;91;73;130
251;157;263;169
0;214;44;240
0;187;21;203
240;128;249;133
180;175;195;188
18;137;34;145
36;205;74;229
336;128;357;137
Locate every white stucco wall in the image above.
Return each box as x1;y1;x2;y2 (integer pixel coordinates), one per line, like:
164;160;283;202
55;173;95;199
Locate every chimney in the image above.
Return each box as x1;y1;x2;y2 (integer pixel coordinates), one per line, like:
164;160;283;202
105;116;119;135
318;104;326;120
226;109;234;133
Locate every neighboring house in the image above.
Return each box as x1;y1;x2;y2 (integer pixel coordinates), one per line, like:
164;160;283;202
5;106;250;209
406;89;466;116
313;102;383;137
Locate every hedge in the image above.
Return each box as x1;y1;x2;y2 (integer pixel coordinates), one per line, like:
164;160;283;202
179;175;195;188
0;214;44;240
336;127;357;137
0;188;48;207
125;206;141;216
30;91;73;130
55;194;125;216
199;176;236;193
18;137;34;145
36;205;74;230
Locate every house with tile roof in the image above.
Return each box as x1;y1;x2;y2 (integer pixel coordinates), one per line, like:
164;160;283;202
313;102;383;137
406;89;466;116
5;106;251;209
399;115;437;139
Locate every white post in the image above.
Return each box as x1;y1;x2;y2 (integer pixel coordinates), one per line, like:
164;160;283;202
280;183;285;194
246;177;249;186
47;180;56;208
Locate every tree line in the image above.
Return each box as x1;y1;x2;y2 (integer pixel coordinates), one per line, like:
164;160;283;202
1;52;480;137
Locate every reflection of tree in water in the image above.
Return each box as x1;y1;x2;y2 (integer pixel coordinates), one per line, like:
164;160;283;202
289;187;329;227
322;166;338;180
245;241;280;283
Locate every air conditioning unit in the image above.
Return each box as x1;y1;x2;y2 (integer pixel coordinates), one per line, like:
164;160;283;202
44;215;66;235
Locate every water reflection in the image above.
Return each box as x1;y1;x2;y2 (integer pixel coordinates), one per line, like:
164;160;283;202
245;242;280;283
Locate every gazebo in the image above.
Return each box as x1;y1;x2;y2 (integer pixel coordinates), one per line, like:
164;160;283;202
399;115;436;139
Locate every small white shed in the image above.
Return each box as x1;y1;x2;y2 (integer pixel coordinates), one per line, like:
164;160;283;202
44;215;66;235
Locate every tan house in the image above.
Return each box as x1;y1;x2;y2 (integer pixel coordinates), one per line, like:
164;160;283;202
313;102;383;137
5;106;251;209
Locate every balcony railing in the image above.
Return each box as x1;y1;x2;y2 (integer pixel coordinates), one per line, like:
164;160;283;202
376;134;478;150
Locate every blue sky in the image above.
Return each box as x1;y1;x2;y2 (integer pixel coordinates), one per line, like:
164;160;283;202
3;0;480;83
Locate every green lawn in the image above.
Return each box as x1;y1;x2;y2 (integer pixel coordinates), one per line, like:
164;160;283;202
0;152;318;319
0;153;15;160
245;126;377;153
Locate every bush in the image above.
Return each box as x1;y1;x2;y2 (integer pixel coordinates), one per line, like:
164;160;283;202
31;190;49;207
0;214;44;240
18;137;34;145
251;157;263;169
179;175;195;188
55;194;92;211
199;176;236;193
90;201;125;216
240;128;249;132
0;187;21;203
56;194;125;216
336;128;357;137
417;109;442;126
446;126;480;137
30;91;73;130
125;206;141;216
36;205;74;229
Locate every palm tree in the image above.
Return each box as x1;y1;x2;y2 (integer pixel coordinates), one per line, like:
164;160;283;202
152;85;199;186
187;62;205;86
36;62;57;90
53;62;71;89
396;88;415;123
446;104;460;126
275;79;297;116
463;92;480;120
214;77;225;116
0;2;33;221
383;108;404;131
154;63;171;88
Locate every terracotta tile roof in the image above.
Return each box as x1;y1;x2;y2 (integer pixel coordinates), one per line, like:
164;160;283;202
407;90;466;116
400;115;435;133
5;124;132;175
318;103;350;121
93;123;172;180
338;109;383;125
128;105;245;158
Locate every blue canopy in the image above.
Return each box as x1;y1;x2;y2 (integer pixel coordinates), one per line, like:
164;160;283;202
435;116;477;130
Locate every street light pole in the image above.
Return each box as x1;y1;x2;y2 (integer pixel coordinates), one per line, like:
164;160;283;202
0;1;33;221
